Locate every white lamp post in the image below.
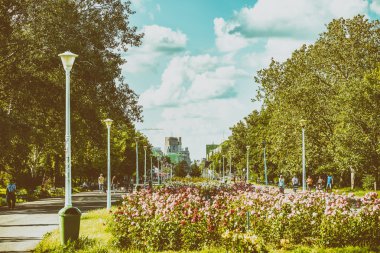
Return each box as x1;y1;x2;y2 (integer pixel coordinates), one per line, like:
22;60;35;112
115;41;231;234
103;119;113;209
222;155;225;183
58;51;78;207
229;151;232;177
144;145;147;186
300;119;307;191
150;155;153;183
263;141;268;186
246;146;250;183
158;157;161;185
135;137;139;187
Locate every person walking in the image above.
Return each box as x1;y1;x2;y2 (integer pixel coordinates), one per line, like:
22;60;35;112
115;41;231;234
6;179;16;209
111;175;117;193
278;175;285;194
317;176;323;192
326;174;333;192
98;173;105;193
291;175;299;193
306;175;313;191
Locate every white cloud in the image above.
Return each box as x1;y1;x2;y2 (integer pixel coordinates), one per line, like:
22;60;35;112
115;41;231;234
123;25;187;73
139;54;249;109
214;18;251;52
155;99;251;160
139;25;187;53
245;38;308;70
187;66;247;101
229;0;368;39
370;0;380;14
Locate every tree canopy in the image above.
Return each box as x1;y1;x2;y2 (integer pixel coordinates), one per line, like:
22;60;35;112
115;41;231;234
0;0;151;189
218;15;380;186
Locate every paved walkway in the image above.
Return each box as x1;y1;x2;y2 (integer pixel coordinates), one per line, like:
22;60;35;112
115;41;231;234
0;191;122;252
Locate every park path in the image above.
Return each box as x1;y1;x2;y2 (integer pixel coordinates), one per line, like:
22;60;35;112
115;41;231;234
0;191;122;253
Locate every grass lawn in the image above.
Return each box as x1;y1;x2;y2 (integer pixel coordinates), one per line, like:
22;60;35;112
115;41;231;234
34;208;378;253
333;187;380;197
34;208;224;253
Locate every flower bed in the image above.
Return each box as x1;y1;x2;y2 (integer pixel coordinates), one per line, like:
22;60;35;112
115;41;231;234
109;183;380;252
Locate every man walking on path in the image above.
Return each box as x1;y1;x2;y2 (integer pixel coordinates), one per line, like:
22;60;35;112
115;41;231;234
98;173;105;193
6;179;16;209
326;175;333;192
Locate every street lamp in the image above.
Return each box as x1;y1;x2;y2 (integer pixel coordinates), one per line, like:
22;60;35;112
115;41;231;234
222;155;225;183
300;119;307;191
103;119;113;209
150;155;153;183
157;156;161;185
144;146;147;186
58;51;81;245
263;141;268;186
229;151;232;177
246;146;250;183
58;51;78;207
135;137;139;188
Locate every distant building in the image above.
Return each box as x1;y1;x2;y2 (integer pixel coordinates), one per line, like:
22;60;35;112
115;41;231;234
152;147;163;157
165;137;191;165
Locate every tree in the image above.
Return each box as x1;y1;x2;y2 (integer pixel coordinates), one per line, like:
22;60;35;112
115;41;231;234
174;161;189;177
190;162;201;177
0;0;145;189
228;15;380;186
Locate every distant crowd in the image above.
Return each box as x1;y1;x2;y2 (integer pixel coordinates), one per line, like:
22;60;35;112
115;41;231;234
278;174;333;194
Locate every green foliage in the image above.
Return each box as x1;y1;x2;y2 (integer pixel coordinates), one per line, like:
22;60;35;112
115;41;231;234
362;175;376;190
0;0;151;191
36;205;378;253
222;230;268;253
222;15;380;187
171;177;208;183
174;161;189;177
190;163;202;177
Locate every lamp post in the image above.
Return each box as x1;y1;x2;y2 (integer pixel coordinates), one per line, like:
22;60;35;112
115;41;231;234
229;151;232;177
170;164;173;180
135;137;139;187
144;146;147;186
222;155;225;183
104;119;113;209
263;141;268;186
58;51;78;207
58;51;81;245
150;155;153;183
157;157;161;185
300;119;307;191
246;146;250;183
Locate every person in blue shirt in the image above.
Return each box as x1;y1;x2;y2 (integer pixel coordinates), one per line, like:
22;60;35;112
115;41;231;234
326;175;333;192
6;179;16;209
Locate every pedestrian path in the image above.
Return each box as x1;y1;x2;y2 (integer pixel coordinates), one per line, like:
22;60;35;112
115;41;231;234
0;191;122;252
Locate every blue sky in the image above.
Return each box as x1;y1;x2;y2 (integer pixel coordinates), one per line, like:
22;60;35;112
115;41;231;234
123;0;380;160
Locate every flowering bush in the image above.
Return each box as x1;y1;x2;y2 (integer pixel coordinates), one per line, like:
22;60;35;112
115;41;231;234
109;183;380;251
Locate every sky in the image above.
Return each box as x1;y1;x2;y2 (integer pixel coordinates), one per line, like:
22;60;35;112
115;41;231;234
123;0;380;161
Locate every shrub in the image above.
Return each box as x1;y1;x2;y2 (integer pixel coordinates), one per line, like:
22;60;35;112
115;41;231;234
362;175;376;190
109;183;380;251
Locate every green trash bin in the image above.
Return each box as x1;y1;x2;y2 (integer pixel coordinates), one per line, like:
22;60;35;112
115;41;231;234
59;206;81;245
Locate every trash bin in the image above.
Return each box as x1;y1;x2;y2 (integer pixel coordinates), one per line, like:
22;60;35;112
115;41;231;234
59;206;81;245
